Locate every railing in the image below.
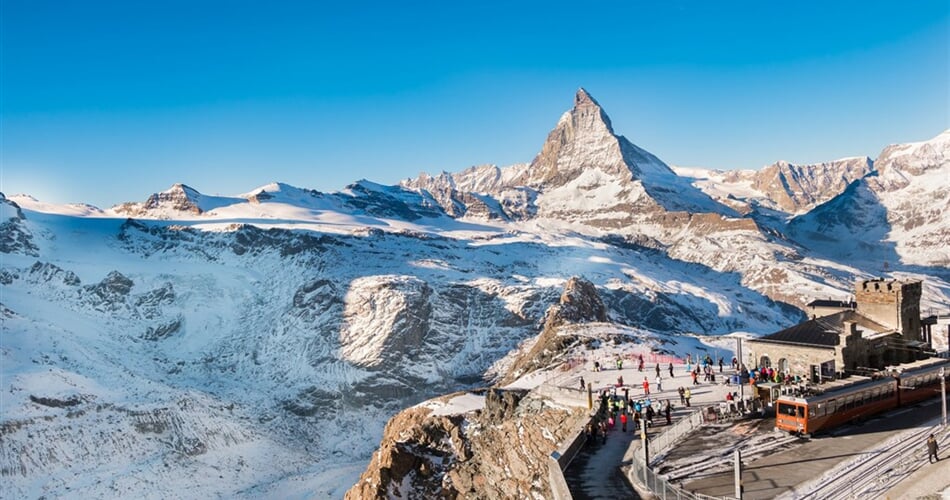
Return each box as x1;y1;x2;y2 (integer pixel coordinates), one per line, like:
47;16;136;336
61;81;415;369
546;403;597;500
624;405;732;500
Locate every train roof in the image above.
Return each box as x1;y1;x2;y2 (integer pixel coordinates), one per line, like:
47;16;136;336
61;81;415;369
887;357;950;376
777;375;894;405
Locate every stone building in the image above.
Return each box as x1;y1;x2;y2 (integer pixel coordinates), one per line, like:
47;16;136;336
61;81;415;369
746;278;934;380
805;299;855;319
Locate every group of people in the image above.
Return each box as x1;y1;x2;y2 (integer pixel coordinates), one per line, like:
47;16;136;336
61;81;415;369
586;390;676;446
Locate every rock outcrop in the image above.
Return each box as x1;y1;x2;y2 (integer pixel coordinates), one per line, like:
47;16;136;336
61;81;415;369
344;388;587;500
503;277;606;384
0;193;38;256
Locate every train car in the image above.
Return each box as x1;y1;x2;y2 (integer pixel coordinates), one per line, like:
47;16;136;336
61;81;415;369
896;357;950;406
776;357;950;436
775;376;898;436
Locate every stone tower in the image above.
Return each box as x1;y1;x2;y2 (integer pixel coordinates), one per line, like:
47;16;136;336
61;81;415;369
854;278;922;342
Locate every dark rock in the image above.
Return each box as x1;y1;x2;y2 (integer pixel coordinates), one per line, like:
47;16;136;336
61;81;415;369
29;395;82;408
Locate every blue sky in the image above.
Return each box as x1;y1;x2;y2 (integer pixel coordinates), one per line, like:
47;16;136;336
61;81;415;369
2;1;948;208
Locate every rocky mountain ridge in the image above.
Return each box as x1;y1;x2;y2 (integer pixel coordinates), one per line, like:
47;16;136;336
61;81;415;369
344;277;607;499
2;90;948;498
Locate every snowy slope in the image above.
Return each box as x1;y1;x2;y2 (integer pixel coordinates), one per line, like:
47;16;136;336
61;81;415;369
2;93;948;499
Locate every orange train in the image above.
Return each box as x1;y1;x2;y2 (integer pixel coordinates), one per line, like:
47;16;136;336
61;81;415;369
775;358;950;436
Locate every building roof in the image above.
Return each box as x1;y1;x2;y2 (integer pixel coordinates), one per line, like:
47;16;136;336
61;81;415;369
806;299;855;309
751;310;893;347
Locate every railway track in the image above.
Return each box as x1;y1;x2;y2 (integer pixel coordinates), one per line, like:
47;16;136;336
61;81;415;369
661;431;801;482
785;422;948;499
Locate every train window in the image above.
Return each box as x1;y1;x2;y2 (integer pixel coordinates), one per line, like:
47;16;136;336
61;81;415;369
808;407;815;417
798;406;805;418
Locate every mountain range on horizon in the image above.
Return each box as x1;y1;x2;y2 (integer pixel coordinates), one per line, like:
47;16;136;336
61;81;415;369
2;88;949;499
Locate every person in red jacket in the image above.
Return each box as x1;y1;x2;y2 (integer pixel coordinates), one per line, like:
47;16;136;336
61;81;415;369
642;377;650;395
620;412;628;432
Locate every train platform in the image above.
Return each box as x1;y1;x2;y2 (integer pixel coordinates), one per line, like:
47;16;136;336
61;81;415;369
677;397;948;499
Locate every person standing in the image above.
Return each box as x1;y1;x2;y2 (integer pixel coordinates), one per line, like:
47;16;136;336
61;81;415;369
927;434;940;463
684;387;692;407
620;411;628;432
643;377;650;396
664;400;672;425
655;363;661;378
678;386;685;405
656;374;663;393
668;362;674;378
718;357;724;373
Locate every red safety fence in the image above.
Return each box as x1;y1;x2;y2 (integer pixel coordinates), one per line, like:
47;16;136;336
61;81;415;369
621;352;683;365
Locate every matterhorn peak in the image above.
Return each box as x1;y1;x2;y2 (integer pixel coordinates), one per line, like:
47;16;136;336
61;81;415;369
574;87;600;107
515;88;630;189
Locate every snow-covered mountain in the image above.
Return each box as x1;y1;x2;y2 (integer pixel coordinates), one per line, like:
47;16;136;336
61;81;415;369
674;156;874;214
789;130;950;268
2;90;948;499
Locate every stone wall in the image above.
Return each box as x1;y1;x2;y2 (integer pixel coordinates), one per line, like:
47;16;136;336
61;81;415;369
855;279;922;341
744;340;836;377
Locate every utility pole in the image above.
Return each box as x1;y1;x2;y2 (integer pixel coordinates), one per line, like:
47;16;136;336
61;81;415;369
734;449;743;500
737;337;744;400
941;367;947;426
641;419;649;480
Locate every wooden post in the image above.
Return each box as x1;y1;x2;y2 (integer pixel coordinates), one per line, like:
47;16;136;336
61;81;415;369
587;382;593;411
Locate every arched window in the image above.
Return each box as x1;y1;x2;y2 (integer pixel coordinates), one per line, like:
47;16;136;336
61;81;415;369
759;356;772;369
778;358;789;374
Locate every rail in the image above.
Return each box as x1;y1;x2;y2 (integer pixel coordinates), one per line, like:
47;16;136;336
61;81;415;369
624;404;732;500
782;421;949;499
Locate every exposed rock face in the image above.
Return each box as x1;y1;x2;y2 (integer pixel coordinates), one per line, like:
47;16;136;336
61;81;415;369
503;277;606;383
113;183;206;217
29;262;81;287
344;388;587;500
515;88;649;188
741;157;873;213
0;193;38;256
339;275;433;369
